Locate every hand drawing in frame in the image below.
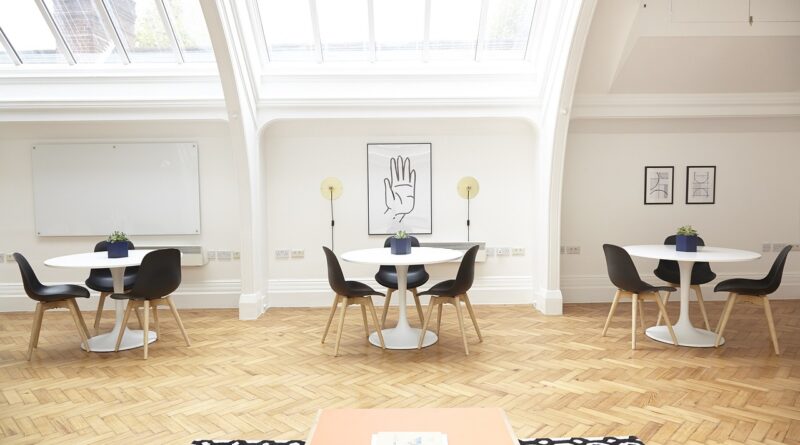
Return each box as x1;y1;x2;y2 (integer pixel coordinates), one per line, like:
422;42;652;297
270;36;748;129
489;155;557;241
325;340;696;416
368;143;432;235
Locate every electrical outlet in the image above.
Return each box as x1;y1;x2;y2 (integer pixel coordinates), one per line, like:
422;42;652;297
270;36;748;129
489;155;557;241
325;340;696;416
4;253;15;263
275;249;290;259
496;247;511;256
560;246;566;254
486;247;497;257
792;244;800;252
763;243;772;253
512;247;525;256
566;246;581;255
207;251;217;260
232;251;241;260
291;249;304;259
217;251;232;261
773;243;788;252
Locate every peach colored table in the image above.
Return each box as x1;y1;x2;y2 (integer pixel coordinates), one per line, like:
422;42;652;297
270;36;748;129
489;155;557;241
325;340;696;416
307;407;518;445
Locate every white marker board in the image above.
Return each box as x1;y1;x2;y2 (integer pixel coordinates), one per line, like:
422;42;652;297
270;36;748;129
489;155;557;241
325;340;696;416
32;142;201;236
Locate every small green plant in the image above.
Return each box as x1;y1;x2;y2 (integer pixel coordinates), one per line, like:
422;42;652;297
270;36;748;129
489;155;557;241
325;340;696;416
677;225;698;236
394;230;408;239
107;231;129;243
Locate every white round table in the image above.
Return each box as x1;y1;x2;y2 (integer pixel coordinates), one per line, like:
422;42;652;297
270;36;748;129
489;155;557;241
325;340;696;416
341;247;464;349
624;245;761;347
45;250;157;352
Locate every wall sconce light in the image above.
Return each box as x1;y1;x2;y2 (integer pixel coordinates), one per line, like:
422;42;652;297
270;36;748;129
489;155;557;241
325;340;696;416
320;177;343;251
457;176;479;242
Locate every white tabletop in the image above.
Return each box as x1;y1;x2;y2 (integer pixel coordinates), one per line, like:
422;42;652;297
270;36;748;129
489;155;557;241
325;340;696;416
44;250;154;269
624;245;761;263
341;247;463;266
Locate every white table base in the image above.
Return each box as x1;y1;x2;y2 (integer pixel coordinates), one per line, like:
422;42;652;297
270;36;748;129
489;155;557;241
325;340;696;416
369;327;438;349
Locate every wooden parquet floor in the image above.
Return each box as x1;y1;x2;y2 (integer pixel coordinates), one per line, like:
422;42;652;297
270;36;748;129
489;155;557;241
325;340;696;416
0;301;798;445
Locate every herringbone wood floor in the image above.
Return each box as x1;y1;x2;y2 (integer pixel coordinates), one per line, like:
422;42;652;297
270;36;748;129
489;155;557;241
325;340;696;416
0;301;798;445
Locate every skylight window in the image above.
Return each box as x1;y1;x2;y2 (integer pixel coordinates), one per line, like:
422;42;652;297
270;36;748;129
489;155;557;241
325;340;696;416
256;0;537;65
0;0;213;66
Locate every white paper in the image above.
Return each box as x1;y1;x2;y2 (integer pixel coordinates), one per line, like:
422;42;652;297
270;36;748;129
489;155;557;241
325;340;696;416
371;432;448;445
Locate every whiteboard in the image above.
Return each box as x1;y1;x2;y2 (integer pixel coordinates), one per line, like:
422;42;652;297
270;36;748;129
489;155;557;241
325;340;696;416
32;142;201;236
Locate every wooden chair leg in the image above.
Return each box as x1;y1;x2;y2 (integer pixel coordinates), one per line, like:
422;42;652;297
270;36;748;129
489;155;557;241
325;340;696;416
360;304;370;339
656;291;670;326
165;296;190;347
763;297;780;355
418;299;437;349
436;304;443;336
411;288;425;325
653;293;678;346
322;294;340;344
366;299;385;349
602;289;622;336
27;303;44;360
454;297;469;355
94;292;108;330
631;294;639;350
67;299;91;352
334;297;348;357
115;301;135;352
715;293;737;347
462;294;482;342
142;300;150;359
693;285;711;331
31;303;45;351
381;289;393;328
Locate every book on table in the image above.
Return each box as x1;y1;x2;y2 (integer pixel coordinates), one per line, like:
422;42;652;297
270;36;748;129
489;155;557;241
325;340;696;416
371;432;448;445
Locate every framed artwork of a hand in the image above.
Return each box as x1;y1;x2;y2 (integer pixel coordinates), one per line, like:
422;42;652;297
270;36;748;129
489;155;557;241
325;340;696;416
368;143;432;235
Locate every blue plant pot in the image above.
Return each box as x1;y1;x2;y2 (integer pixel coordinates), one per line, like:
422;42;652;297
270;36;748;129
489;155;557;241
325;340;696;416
390;237;412;255
107;241;129;258
676;235;698;252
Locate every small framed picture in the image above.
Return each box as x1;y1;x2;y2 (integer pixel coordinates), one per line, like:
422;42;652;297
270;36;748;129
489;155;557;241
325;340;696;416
686;166;716;204
644;166;674;205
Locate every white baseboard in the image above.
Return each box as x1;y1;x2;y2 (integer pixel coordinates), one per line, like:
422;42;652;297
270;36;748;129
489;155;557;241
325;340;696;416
561;272;800;304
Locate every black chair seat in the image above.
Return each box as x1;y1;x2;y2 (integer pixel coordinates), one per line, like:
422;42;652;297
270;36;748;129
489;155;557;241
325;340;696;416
345;280;384;297
37;284;90;301
714;278;769;295
375;267;429;290
418;279;457;297
85;273;137;293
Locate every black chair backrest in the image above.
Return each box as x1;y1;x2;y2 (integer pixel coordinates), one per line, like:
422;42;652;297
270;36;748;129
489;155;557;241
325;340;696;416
89;240;138;278
323;246;350;295
762;245;792;295
380;236;425;273
603;244;644;292
128;249;181;299
449;245;480;296
13;253;47;301
654;235;713;281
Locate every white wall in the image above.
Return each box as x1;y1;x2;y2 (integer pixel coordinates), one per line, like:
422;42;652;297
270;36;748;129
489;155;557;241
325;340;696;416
0;121;242;311
261;118;540;307
560;118;800;302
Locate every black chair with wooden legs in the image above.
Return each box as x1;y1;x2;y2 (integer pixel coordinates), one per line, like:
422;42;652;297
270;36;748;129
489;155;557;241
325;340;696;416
714;245;791;355
111;249;190;359
417;245;482;355
85;240;139;330
14;253;92;360
321;247;386;356
375;235;429;327
653;235;715;330
601;244;678;349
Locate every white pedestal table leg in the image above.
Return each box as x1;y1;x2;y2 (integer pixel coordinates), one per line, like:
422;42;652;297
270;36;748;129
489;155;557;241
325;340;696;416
369;264;438;349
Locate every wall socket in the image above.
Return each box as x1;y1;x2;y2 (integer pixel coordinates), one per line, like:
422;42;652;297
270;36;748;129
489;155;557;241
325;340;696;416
496;247;511;256
512;247;525;256
561;246;580;255
4;253;15;263
763;243;773;253
217;251;232;261
275;249;290;259
486;247;496;256
290;249;304;258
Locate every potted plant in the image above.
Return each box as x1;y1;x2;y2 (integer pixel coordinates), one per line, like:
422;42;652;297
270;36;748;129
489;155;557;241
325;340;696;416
390;230;412;255
676;225;699;252
107;231;130;258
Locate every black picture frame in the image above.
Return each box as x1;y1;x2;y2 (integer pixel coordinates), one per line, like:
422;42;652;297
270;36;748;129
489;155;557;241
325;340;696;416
686;166;716;204
367;143;433;235
644;166;674;205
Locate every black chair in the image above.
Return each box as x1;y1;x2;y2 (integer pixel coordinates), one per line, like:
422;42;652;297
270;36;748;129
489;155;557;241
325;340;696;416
714;245;791;354
321;247;386;356
86;240;139;330
602;244;677;349
111;249;190;359
416;245;482;355
14;253;92;359
653;235;715;330
375;236;429;327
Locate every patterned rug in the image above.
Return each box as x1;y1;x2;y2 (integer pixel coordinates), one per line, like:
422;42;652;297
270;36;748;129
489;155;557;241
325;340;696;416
192;436;644;445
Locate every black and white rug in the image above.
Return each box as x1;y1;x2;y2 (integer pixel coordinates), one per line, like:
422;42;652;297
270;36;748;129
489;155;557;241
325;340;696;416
192;436;644;445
